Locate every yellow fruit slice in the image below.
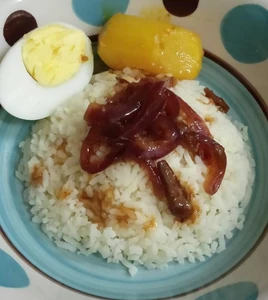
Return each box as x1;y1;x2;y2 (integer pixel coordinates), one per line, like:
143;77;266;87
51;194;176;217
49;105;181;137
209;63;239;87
98;13;203;80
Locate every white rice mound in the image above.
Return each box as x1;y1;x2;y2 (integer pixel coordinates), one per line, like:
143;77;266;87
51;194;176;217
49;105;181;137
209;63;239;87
16;69;255;276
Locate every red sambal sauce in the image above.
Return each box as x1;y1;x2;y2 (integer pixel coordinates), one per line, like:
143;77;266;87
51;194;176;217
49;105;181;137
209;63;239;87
80;77;227;222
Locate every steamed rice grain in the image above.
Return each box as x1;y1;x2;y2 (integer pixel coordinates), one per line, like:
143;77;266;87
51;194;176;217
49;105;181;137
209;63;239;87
16;69;255;275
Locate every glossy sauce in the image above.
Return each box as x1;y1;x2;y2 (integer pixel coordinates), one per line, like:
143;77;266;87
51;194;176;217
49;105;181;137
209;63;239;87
143;216;157;231
80;78;227;222
80;189;113;228
52;139;68;165
204;88;230;113
79;188;156;230
158;160;194;222
80;189;137;229
31;164;44;186
204;115;215;124
56;188;72;201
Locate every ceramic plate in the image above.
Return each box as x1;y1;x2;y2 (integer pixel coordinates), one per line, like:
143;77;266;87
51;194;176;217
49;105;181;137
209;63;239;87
0;1;267;300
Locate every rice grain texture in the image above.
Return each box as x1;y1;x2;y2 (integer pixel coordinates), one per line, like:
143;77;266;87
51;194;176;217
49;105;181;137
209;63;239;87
16;69;255;275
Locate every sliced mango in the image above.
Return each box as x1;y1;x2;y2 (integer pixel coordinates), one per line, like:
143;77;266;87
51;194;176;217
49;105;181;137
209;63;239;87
98;13;203;80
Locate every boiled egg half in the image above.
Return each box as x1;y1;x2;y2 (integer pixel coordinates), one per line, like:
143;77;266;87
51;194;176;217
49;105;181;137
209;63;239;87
0;23;93;120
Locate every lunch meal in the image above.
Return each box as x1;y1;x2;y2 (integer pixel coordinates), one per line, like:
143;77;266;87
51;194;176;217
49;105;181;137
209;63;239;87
0;13;254;275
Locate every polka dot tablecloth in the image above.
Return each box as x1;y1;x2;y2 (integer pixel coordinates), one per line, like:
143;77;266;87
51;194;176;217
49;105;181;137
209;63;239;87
0;0;267;299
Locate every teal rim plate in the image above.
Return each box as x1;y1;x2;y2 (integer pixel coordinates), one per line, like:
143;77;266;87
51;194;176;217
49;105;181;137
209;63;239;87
0;49;267;300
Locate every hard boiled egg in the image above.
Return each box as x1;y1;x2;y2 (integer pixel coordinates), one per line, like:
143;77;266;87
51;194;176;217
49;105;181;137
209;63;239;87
0;23;94;120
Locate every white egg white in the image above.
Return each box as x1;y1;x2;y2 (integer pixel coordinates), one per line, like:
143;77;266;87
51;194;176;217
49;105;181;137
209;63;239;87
0;25;93;120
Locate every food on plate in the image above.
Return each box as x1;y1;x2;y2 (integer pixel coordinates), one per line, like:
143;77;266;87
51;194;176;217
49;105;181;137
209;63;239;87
22;24;89;86
0;23;93;120
16;68;254;275
80;77;227;220
7;16;254;275
98;13;203;80
157;160;194;222
204;88;230;113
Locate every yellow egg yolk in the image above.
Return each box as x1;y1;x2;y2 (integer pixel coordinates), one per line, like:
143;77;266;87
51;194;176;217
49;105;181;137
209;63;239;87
22;24;88;86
